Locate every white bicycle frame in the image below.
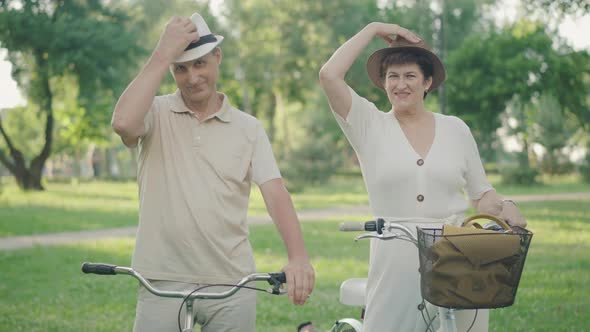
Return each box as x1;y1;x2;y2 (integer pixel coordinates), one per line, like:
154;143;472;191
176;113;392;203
333;216;466;332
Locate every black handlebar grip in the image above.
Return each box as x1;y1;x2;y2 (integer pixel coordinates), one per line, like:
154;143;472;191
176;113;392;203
364;221;377;232
81;262;117;275
269;272;287;284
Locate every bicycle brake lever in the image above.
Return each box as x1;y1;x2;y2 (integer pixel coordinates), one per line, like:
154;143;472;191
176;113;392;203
267;287;287;295
354;233;402;241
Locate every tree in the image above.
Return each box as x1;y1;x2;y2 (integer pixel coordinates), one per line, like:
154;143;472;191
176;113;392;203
379;0;497;114
219;0;383;156
498;97;540;184
216;0;506;187
532;94;577;174
522;0;590;16
445;21;590;160
0;0;142;190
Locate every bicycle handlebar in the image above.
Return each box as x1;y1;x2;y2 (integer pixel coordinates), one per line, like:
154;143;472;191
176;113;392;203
81;262;287;299
339;219;384;233
81;262;118;275
339;219;418;244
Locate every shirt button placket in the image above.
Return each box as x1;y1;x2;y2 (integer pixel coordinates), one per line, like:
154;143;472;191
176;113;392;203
192;121;201;148
416;158;425;206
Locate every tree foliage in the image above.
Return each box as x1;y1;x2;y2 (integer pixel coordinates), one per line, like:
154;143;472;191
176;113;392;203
446;21;590;160
0;0;142;189
1;0;589;189
522;0;590;16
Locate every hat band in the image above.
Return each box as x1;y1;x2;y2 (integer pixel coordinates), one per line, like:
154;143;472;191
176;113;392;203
185;34;218;51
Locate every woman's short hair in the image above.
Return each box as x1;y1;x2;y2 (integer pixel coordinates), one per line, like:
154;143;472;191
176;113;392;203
379;50;434;81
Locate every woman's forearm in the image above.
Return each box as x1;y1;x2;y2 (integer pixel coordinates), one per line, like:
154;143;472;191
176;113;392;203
473;189;527;227
319;23;378;81
473;189;503;215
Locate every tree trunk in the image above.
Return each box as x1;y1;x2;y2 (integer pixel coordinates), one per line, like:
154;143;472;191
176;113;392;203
28;53;54;189
522;139;531;169
105;147;117;178
266;92;277;142
274;89;291;154
0;103;51;191
438;0;447;115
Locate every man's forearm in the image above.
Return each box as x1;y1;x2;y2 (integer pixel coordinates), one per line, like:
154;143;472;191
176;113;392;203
260;178;315;305
271;192;309;260
261;180;309;260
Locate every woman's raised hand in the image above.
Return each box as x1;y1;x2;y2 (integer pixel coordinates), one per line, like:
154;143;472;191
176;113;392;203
370;22;421;45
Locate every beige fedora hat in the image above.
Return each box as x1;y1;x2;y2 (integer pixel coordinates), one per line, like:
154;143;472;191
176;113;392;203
366;38;446;91
174;12;224;63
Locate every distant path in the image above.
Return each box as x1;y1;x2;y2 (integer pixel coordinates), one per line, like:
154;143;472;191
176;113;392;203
2;192;589;251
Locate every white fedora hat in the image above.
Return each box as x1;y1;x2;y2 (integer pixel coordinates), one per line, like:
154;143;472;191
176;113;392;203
175;12;224;63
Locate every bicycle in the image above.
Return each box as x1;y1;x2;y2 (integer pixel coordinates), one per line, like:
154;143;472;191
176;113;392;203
328;214;532;332
81;262;287;332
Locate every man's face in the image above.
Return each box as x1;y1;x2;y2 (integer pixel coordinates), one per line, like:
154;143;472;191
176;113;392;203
171;48;221;105
383;63;432;110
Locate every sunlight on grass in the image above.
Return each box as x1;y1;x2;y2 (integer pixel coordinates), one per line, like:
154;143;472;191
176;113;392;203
248;176;368;214
0;181;141;236
0;181;139;212
489;199;590;331
489;173;590;195
2;175;590;237
1;203;589;332
1;176;589;330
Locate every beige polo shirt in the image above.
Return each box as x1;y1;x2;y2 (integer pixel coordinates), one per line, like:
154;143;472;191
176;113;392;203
131;90;281;284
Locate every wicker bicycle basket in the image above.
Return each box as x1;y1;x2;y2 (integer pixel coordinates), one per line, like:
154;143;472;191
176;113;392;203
416;217;533;309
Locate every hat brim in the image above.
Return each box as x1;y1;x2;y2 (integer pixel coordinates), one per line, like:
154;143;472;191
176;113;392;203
366;46;446;91
174;35;224;63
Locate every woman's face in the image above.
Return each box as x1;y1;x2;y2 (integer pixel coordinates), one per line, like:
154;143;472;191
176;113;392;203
383;63;432;111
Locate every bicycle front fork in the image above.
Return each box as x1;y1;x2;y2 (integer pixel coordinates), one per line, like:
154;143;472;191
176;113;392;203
439;308;457;332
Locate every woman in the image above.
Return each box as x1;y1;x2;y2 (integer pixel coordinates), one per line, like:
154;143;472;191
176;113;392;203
319;22;526;331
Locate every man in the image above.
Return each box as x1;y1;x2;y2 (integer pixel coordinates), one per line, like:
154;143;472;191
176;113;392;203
111;12;315;332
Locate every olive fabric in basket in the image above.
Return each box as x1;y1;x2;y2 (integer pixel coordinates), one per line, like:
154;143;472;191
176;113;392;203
417;214;533;309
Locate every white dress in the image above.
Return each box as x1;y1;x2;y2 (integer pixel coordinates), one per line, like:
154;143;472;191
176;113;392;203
333;87;493;332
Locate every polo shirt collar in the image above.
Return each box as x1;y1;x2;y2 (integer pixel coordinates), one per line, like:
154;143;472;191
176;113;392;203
170;89;232;123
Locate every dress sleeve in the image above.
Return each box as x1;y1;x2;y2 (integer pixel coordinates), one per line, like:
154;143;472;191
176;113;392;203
331;86;381;154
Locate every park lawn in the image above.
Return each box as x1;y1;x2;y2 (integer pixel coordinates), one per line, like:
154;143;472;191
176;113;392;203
490;173;590;196
0;177;368;237
1;175;590;237
0;181;139;237
1;199;589;331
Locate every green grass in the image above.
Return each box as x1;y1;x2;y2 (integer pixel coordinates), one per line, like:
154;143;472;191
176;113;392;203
0;177;368;237
0;181;140;237
491;200;590;331
491;174;590;196
1;199;589;331
1;174;589;237
0;220;369;332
